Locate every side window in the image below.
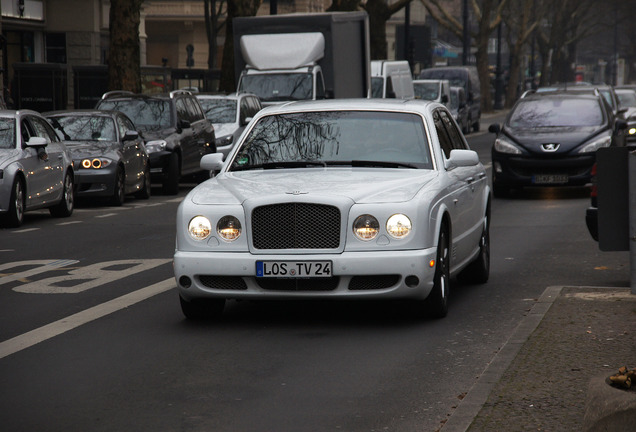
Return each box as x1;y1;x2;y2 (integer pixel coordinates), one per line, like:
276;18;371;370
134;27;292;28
239;98;249;124
30;116;58;142
316;71;325;99
433;110;453;159
115;115;130;138
386;76;395;98
439;110;467;150
175;98;189;123
20;119;33;145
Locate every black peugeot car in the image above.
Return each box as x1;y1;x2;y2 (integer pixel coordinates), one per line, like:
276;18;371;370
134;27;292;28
96;90;216;195
488;91;626;197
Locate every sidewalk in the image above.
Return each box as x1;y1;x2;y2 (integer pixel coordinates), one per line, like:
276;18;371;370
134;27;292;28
441;285;636;432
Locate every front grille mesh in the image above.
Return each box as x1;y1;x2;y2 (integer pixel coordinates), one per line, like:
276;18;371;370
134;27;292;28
349;275;400;290
199;275;247;290
251;203;340;249
257;277;339;291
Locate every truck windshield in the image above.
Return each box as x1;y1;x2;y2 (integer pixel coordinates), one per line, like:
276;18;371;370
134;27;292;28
239;73;313;102
370;77;384;98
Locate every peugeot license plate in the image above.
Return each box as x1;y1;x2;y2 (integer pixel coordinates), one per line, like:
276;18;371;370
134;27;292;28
256;261;333;278
532;174;568;184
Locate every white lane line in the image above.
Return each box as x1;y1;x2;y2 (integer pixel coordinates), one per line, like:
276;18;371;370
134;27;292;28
57;220;83;226
12;228;39;233
95;213;117;218
0;278;175;360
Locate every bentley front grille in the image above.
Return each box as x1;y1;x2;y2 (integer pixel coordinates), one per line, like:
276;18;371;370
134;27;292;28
251;203;341;250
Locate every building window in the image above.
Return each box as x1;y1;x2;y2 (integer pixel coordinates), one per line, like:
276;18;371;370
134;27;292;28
45;33;66;63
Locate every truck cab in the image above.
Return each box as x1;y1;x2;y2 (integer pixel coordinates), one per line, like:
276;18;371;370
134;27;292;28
238;65;327;106
370;60;415;100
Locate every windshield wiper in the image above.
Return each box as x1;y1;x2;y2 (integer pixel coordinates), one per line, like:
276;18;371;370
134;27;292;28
232;161;327;171
324;160;418;169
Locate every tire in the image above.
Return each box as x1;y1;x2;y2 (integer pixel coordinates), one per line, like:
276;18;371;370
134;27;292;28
110;167;126;206
162;152;179;195
472;119;480;133
179;295;225;320
458;209;490;284
2;178;25;227
135;165;151;200
49;171;74;218
425;224;450;319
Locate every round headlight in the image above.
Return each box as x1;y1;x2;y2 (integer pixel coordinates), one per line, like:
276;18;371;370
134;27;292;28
217;216;242;241
386;214;412;239
353;215;379;241
188;216;212;241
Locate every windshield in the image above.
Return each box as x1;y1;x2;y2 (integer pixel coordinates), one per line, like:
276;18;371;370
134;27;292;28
0;118;15;149
420;71;466;91
98;99;172;131
508;98;604;128
617;91;636;108
229;111;433;171
239;73;312;102
198;99;237;123
414;82;440;100
48;115;116;141
449;91;459;109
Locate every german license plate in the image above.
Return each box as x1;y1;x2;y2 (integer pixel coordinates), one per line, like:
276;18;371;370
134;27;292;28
532;174;568;184
256;261;333;278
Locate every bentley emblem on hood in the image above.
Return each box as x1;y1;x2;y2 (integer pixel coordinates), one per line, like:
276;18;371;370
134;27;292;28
541;143;560;152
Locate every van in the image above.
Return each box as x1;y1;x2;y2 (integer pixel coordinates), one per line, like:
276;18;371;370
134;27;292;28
419;66;481;131
413;79;451;108
370;60;415;99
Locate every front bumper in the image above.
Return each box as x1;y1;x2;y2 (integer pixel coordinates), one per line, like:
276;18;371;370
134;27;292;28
74;166;118;197
148;150;172;179
174;248;437;301
492;152;595;188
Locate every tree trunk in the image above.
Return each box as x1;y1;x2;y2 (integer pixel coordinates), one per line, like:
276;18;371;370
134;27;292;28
108;0;144;93
219;0;260;92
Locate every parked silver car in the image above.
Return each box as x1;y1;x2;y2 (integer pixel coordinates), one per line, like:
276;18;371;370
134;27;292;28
0;109;74;227
174;99;491;320
45;110;151;205
196;93;262;159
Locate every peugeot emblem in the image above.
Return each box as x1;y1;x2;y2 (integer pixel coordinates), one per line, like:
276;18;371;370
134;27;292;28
541;143;560;152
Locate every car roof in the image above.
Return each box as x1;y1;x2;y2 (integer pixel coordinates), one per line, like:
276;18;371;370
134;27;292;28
44;109;122;117
100;90;194;102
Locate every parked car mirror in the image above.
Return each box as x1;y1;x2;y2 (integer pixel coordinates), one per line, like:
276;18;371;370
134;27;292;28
488;124;501;134
26;136;48;147
178;119;191;130
445;149;479;170
241;116;253;127
615;119;627;132
123;130;139;141
441;94;449;104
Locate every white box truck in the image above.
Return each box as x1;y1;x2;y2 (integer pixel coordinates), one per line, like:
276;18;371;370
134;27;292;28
233;12;371;105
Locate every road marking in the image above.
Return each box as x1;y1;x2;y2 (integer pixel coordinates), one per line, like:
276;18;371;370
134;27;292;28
12;228;39;233
95;213;117;218
0;278;175;360
57;220;83;226
12;259;171;293
0;260;80;286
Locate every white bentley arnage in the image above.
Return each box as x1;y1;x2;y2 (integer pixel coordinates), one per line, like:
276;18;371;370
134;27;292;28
174;99;490;319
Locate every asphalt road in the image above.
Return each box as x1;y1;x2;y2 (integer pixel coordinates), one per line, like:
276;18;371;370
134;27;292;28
0;120;630;432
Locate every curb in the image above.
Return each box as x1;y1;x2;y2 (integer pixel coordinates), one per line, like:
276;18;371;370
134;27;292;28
440;285;563;432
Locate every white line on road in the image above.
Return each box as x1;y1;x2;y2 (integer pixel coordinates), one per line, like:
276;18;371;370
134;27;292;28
0;278;175;360
95;213;117;218
12;228;39;233
57;220;83;226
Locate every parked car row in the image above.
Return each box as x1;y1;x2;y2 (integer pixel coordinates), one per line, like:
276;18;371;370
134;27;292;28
1;90;264;227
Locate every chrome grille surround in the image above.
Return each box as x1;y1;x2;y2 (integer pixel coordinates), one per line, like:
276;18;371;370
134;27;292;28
251;203;341;250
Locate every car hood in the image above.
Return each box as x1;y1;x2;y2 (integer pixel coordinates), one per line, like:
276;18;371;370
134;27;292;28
503;125;607;153
64;141;117;158
213;123;239;137
190;169;438;205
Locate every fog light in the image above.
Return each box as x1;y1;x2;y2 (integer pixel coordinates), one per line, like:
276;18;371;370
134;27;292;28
405;275;419;287
179;276;192;288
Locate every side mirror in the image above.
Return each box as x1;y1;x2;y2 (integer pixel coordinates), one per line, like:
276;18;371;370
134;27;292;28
200;153;225;177
488;124;501;134
178;119;191;130
445;149;479;170
615;119;627;132
26;136;48;147
240;116;253;127
441;94;449;104
123;130;139;141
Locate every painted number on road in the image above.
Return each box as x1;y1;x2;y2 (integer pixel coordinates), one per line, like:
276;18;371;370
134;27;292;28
0;259;171;293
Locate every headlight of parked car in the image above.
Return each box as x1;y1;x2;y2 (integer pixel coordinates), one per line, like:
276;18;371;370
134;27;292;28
386;214;412;239
493;137;522;154
217;215;242;241
578;135;612;153
188;216;212;241
353;215;379;241
145;140;167;153
78;158;113;169
216;135;233;147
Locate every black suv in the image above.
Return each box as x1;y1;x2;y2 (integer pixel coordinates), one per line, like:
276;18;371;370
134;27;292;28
96;90;216;194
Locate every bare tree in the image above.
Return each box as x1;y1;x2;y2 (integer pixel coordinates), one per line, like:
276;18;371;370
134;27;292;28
219;0;261;92
419;0;510;112
108;0;144;92
204;0;227;71
327;0;412;60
